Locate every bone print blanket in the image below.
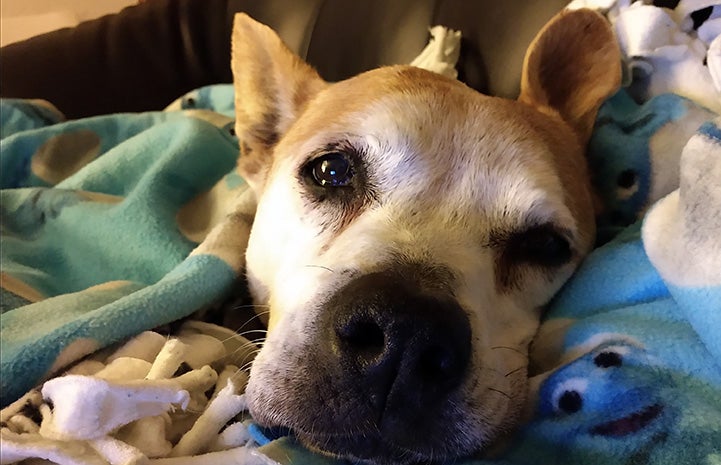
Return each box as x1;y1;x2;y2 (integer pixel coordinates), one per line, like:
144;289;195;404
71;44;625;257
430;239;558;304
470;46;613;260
2;2;721;465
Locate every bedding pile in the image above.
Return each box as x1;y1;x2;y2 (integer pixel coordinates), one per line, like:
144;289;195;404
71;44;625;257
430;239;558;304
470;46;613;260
1;321;278;465
1;1;720;464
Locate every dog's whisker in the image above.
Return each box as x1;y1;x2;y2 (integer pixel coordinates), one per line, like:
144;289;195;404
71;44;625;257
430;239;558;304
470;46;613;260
479;365;503;375
487;387;512;400
230;342;263;360
231;310;271;334
304;264;335;273
230;338;264;352
226;341;263;368
215;322;267;346
229;303;270;311
237;329;268;339
235;354;259;372
504;366;526;377
231;342;262;356
229;356;255;372
490;345;525;356
238;360;256;373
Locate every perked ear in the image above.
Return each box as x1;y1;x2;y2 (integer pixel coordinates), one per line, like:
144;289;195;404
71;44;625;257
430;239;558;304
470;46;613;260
231;13;327;191
519;8;621;144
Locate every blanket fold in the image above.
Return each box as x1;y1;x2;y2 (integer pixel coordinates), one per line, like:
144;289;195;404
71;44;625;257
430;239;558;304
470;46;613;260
0;102;250;406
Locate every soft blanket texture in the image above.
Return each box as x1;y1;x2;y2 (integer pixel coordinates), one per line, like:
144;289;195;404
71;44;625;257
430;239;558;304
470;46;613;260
1;2;720;464
0;100;254;406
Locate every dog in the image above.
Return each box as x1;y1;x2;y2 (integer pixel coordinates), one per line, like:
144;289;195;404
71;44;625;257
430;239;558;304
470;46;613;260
230;8;621;464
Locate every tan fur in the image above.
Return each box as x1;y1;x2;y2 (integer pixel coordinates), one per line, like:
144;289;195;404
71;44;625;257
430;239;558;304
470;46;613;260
230;10;620;463
231;15;328;191
519;8;622;144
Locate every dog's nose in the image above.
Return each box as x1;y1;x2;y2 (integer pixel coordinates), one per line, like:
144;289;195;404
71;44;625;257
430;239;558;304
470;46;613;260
325;271;471;417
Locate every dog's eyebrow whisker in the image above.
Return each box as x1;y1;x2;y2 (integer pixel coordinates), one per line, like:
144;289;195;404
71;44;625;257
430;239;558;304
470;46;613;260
487;387;512;400
304;264;335;273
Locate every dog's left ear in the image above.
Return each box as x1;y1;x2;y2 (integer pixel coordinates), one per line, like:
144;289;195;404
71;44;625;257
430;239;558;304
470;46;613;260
231;13;328;191
519;9;621;144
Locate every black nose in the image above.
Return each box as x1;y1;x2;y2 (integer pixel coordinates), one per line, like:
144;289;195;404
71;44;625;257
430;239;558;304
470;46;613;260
324;270;472;419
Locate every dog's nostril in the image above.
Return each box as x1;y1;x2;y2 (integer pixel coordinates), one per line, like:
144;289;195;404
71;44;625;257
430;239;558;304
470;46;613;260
336;317;385;359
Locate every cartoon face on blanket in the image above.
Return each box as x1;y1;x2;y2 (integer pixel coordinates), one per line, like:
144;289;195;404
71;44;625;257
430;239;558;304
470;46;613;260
511;339;721;465
511;117;721;465
588;90;716;243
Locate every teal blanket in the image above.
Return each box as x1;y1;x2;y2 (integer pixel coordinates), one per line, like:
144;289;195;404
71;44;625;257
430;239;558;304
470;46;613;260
1;87;720;464
1;95;250;404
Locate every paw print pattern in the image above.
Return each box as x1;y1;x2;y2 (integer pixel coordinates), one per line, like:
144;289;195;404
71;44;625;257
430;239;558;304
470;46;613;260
31;130;101;185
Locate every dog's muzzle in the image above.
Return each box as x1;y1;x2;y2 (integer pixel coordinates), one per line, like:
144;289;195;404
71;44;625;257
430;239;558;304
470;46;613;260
328;270;471;410
290;268;473;460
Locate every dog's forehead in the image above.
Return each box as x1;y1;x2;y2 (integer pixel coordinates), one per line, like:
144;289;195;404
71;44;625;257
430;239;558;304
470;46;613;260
286;66;560;173
276;66;571;226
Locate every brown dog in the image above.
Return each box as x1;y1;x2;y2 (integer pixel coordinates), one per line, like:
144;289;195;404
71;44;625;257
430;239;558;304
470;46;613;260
230;9;620;464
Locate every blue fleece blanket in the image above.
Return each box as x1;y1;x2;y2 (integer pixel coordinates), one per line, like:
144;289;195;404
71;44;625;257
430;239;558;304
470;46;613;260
1;86;720;464
0;95;251;404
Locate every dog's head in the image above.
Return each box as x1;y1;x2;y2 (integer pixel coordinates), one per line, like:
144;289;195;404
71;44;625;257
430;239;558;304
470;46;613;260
231;9;620;463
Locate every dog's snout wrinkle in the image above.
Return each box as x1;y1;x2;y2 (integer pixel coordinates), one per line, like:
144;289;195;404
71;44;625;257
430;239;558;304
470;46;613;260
324;270;472;432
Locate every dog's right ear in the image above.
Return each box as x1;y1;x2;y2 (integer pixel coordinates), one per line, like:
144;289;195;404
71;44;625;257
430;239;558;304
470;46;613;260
231;13;327;192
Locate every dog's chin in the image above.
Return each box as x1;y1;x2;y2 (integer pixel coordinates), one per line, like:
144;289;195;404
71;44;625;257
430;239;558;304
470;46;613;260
295;430;468;465
249;401;489;465
248;397;481;465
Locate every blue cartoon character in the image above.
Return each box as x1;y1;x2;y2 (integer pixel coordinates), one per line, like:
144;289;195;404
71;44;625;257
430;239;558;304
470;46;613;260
588;90;715;244
165;84;236;117
505;340;721;465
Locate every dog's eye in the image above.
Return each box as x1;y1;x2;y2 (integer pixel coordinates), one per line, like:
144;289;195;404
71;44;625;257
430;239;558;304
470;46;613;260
309;152;353;187
506;224;572;267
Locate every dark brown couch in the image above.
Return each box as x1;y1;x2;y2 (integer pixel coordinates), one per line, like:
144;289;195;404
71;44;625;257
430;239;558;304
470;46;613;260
0;0;569;119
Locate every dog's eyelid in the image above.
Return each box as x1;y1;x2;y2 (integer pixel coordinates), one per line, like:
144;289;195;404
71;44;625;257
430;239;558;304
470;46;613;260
306;140;364;161
546;224;573;245
492;222;575;269
300;141;365;175
524;222;573;243
296;141;378;225
488;222;572;245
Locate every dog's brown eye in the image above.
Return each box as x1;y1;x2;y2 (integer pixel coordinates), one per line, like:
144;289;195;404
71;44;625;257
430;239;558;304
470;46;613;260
506;224;572;268
310;152;353;187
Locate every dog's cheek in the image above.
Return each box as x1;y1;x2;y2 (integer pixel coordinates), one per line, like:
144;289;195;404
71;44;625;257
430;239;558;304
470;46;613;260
246;308;317;419
454;270;536;425
246;343;298;424
509;261;579;311
245;179;321;297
